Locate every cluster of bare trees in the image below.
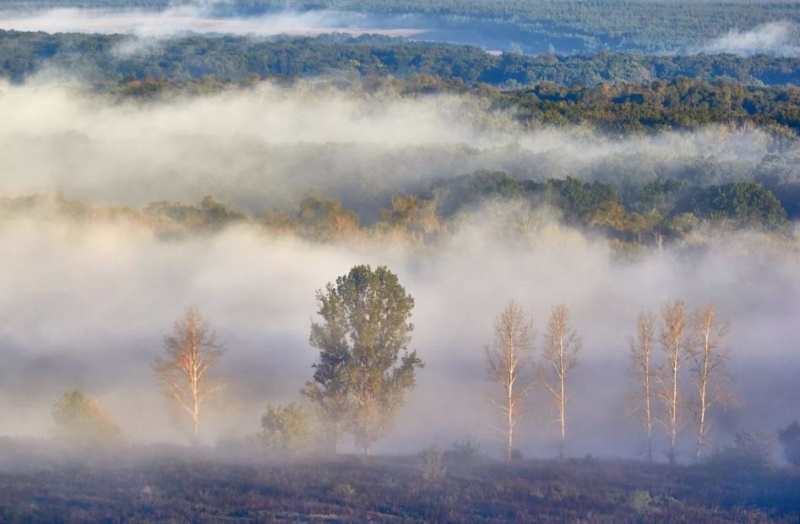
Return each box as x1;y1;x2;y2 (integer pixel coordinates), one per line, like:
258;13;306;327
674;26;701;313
485;301;581;463
629;300;735;464
485;298;735;464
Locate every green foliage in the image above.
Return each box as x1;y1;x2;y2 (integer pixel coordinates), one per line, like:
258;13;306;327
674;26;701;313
684;182;789;230
702;431;777;474
305;265;423;454
418;445;446;482
296;195;359;240
51;390;122;445
330;482;356;501
260;403;313;456
448;436;483;464
1;28;800;92
778;421;800;467
146;196;244;235
630;489;654;514
378;195;444;243
11;0;800;53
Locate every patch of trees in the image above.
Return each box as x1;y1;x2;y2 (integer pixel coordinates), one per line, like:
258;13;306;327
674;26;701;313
1;172;795;254
8;0;800;53
430;172;794;246
2;29;800;90
628;302;737;464
36;288;795;472
51;389;122;446
483;299;739;466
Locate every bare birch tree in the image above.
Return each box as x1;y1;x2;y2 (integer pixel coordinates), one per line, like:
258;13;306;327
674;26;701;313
542;304;580;460
485;300;535;463
656;299;691;464
154;306;227;441
689;304;736;462
628;309;656;462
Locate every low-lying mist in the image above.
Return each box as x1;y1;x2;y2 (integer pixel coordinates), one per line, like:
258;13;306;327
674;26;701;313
699;20;800;58
0;82;795;219
0;80;798;462
0;7;420;38
1;207;798;460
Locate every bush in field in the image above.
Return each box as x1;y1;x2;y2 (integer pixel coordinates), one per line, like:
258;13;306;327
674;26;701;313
260;403;313;456
703;431;776;474
418;445;446;482
52;389;122;446
778;421;800;467
447;436;484;464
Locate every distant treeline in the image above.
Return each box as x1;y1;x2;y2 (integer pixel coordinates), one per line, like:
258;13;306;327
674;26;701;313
1;30;800;89
2;171;795;254
5;0;800;52
91;73;800;138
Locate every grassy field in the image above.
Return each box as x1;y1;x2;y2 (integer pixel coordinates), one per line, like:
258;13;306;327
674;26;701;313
0;443;798;523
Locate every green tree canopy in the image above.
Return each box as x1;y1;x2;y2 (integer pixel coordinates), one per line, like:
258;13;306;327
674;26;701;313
304;265;423;455
260;403;313;457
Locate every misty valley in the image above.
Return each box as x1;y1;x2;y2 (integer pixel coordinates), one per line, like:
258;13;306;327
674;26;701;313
0;0;800;522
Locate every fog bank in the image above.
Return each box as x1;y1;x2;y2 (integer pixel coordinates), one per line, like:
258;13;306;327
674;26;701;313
0;211;798;459
0;80;798;460
0;82;793;219
0;7;422;38
700;21;800;57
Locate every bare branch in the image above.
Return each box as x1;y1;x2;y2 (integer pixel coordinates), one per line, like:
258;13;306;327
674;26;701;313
154;306;227;441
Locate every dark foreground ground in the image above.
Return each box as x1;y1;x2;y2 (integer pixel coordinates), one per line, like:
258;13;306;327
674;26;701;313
0;444;798;523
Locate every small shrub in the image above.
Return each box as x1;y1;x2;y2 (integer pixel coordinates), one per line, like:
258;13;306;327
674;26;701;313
703;431;776;474
630;490;653;513
449;436;483;463
51;389;122;446
418;446;446;482
330;483;356;500
778;421;800;467
260;403;313;457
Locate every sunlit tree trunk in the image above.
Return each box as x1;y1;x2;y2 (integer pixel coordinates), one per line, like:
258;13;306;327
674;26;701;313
656;300;690;465
629;310;656;462
485;300;535;463
154;306;227;442
543;304;580;460
690;304;735;462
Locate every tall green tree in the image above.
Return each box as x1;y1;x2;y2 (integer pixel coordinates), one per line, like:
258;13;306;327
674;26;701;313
304;265;423;455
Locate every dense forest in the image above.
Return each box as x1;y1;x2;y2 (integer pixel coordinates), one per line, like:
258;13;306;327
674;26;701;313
2;30;800;88
4;0;800;52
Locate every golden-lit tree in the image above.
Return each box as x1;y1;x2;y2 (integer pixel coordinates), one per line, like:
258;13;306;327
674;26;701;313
656;299;691;464
485;300;535;463
689;304;736;461
628;309;656;462
542;304;581;460
154;306;227;440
